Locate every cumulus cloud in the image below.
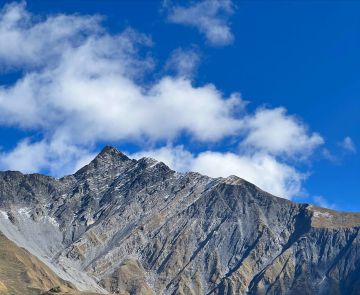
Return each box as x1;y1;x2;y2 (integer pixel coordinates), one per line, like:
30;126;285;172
192;152;303;199
166;0;234;46
0;139;95;175
0;1;102;70
241;108;324;159
0;3;324;199
0;2;243;144
339;136;356;153
132;145;304;199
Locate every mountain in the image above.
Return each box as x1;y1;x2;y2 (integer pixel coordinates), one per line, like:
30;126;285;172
0;146;360;295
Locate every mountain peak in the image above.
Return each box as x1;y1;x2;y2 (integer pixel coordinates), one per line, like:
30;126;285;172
74;146;131;177
96;145;130;162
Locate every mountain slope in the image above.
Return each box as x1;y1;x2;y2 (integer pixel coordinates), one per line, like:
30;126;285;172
0;146;359;294
0;231;100;295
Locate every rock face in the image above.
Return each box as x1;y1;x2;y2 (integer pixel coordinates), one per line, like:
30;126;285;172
0;146;360;295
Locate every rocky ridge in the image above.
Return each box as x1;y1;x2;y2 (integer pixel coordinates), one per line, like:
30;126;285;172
0;146;360;294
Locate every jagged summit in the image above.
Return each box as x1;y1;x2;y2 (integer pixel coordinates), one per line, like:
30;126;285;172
0;146;360;294
73;146;132;178
98;146;168;171
96;145;131;162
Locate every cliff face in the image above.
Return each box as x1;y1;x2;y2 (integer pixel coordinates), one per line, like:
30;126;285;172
0;146;359;295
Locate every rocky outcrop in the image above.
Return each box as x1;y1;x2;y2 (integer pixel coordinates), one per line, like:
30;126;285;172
0;146;359;294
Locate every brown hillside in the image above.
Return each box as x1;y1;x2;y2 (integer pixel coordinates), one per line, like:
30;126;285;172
0;232;99;295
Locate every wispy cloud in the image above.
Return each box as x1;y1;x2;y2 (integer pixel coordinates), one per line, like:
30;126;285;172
166;0;235;46
313;195;336;210
321;148;339;163
321;136;356;165
339;136;356;153
165;47;201;78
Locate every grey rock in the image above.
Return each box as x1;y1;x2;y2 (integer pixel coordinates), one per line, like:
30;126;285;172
0;146;359;295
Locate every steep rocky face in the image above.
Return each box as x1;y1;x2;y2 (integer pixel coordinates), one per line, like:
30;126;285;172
0;146;360;295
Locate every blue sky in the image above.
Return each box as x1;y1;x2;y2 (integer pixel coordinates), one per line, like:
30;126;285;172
0;0;358;211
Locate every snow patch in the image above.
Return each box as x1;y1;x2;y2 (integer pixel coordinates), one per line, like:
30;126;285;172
0;210;8;219
18;207;31;218
47;216;59;227
313;211;333;219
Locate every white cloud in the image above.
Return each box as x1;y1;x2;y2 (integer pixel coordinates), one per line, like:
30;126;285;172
0;3;323;199
133;145;304;199
0;1;102;70
132;145;194;173
241;108;324;158
0;2;243;144
0;139;48;173
165;47;201;78
192;152;303;199
321;148;339;163
166;0;234;46
0;72;244;143
339;136;356;153
0;139;95;176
